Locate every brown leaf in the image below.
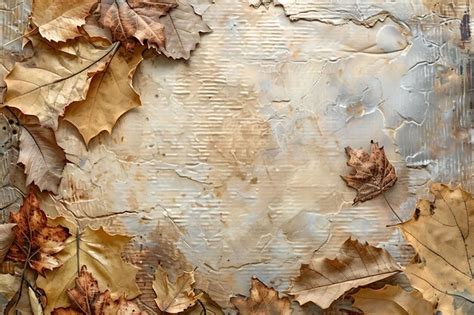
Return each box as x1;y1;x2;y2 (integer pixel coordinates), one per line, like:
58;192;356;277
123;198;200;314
98;0;176;51
32;0;98;42
64;46;143;144
18;124;66;194
288;238;401;309
352;284;434;315
153;265;201;313
341;141;397;204
397;183;474;314
6;191;69;274
231;277;291;315
158;0;211;59
0;224;16;263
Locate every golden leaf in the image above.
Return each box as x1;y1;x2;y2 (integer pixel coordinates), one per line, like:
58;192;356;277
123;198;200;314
153;265;201;313
288;238;401;309
341;141;397;204
397;183;474;314
352;285;434;315
158;0;211;60
3;36;117;129
37;220;140;314
0;224;16;263
64;46;143;145
231;277;291;315
32;0;98;42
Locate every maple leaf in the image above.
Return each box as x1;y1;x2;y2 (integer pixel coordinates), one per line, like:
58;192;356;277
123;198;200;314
397;183;474;314
288;238;401;309
6;191;70;275
0;224;16;263
153;265;201;313
37;218;140;314
231;277;291;315
64;46;144;145
3;35;117;130
341;141;397;204
98;0;177;51
158;0;211;59
352;284;434;315
51;265;144;315
32;0;98;42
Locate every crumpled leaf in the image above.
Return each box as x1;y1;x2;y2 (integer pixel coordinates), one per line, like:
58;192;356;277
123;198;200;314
288;238;401;309
51;265;143;315
341;141;397;204
18;124;66;194
32;0;98;42
352;285;434;315
397;183;474;314
159;0;211;59
231;277;291;315
3;36;117;129
64;46;143;144
0;224;16;263
37;219;140;314
6;191;70;275
153;265;201;313
98;0;176;51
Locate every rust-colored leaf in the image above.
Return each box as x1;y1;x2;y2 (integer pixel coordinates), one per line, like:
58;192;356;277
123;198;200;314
341;141;397;204
231;277;291;315
6;191;70;275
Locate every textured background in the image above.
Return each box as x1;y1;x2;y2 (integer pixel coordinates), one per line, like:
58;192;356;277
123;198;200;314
1;0;473;313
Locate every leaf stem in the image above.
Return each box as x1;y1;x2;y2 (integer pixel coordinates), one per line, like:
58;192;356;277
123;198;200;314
197;299;207;315
382;193;403;223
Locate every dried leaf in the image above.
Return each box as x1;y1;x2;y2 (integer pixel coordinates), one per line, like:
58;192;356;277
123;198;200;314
18;124;66;194
98;0;176;51
352;285;434;315
64;46;143;144
231;277;291;315
3;36;117;129
153;265;200;313
6;191;70;275
29;287;45;315
52;265;144;315
83;14;113;45
182;290;223;315
159;0;211;59
32;0;98;42
397;183;474;314
288;238;401;309
0;224;16;263
37;220;140;314
0;273;20;302
341;141;397;204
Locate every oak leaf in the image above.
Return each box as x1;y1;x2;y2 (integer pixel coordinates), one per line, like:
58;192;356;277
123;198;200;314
64;46;143;144
341;141;397;204
397;183;474;314
153;265;201;313
288;238;401;309
158;0;211;59
18;124;66;194
6;191;70;275
352;285;434;315
32;0;98;42
98;0;176;51
231;277;291;315
0;224;16;263
3;36;117;129
37;219;140;314
52;265;143;315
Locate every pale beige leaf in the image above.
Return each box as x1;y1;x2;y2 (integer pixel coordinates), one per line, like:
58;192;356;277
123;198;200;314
0;224;15;263
29;287;44;315
153;266;200;313
231;277;291;315
64;46;143;144
288;238;401;309
18;125;66;194
159;0;211;59
37;219;140;314
0;273;20;302
397;183;474;314
83;13;113;45
32;0;98;42
4;36;117;129
352;285;434;315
